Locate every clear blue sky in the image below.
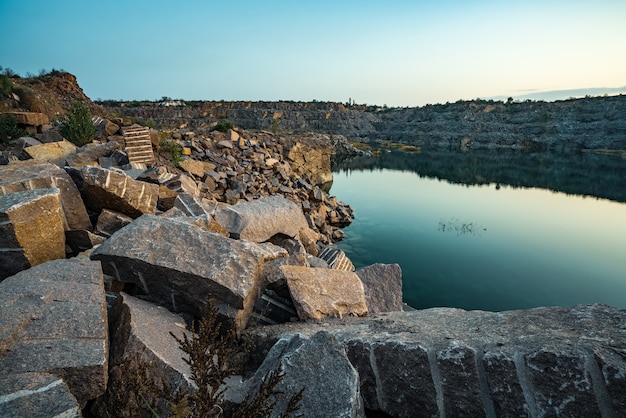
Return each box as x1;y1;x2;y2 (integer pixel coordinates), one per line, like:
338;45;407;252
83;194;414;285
1;0;625;106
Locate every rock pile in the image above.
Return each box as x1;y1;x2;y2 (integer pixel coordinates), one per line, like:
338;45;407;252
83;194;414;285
1;114;625;417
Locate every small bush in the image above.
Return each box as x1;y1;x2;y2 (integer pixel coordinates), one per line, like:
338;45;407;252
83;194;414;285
159;137;184;165
213;120;235;132
60;100;96;146
0;114;24;143
0;73;13;97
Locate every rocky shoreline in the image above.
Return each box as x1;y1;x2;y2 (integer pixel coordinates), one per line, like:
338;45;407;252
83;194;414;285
1;73;625;417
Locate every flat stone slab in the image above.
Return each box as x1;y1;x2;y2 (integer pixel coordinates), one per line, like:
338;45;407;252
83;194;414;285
0;259;108;407
0;160;91;231
281;265;368;320
250;304;626;418
23;139;78;162
91;215;287;330
0;188;65;279
215;195;308;242
0;372;81;418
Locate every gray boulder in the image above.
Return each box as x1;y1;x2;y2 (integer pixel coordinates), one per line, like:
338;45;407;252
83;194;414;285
0;160;91;231
247;331;364;418
91;215;287;331
250;304;626;418
0;188;65;279
215;195;308;242
91;293;194;417
67;165;158;218
355;263;403;313
0;259;108;407
0;372;81;418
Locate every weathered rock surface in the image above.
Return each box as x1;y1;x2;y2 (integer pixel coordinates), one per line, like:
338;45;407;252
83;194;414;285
67;165;159;218
0;259;108;407
286;140;333;186
0;372;81;418
0;160;91;231
91;215;287;330
246;331;365;417
355;263;403;313
0;188;65;279
250;304;626;418
215;195;308;242
281;265;368;320
91;292;194;418
23;139;78;162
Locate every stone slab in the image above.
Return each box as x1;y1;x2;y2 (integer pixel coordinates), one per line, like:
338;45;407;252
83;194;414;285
281;265;368;320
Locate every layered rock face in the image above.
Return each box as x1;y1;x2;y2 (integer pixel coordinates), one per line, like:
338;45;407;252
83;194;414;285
105;94;626;151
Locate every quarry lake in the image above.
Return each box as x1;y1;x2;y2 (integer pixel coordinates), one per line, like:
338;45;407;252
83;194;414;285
331;149;626;311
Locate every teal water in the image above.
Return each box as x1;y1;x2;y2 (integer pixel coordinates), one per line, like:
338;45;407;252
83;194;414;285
331;157;626;311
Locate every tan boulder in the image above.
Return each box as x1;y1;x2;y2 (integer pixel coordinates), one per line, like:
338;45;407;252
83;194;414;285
0;188;66;279
0;160;91;231
281;265;368;320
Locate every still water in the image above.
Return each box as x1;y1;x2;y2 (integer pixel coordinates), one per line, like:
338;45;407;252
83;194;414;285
331;152;626;311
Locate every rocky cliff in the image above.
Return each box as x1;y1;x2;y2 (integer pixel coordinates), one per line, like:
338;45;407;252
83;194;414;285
101;95;626;152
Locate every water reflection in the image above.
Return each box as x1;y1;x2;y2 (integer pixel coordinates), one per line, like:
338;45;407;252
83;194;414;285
334;148;626;202
331;149;626;311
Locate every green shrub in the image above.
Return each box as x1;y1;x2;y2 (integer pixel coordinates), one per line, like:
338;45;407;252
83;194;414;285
213;120;234;132
0;74;13;97
0;114;24;143
60;100;96;146
159;136;184;165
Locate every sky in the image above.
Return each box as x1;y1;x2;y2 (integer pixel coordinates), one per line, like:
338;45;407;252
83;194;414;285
1;0;625;107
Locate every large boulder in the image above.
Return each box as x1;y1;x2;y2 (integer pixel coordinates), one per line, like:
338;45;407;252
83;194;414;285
91;293;194;417
215;195;308;242
0;259;108;407
0;160;91;231
355;263;403;313
247;331;364;418
0;188;65;279
0;372;81;418
91;215;287;331
281;265;368;320
250;304;626;418
67;165;159;218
